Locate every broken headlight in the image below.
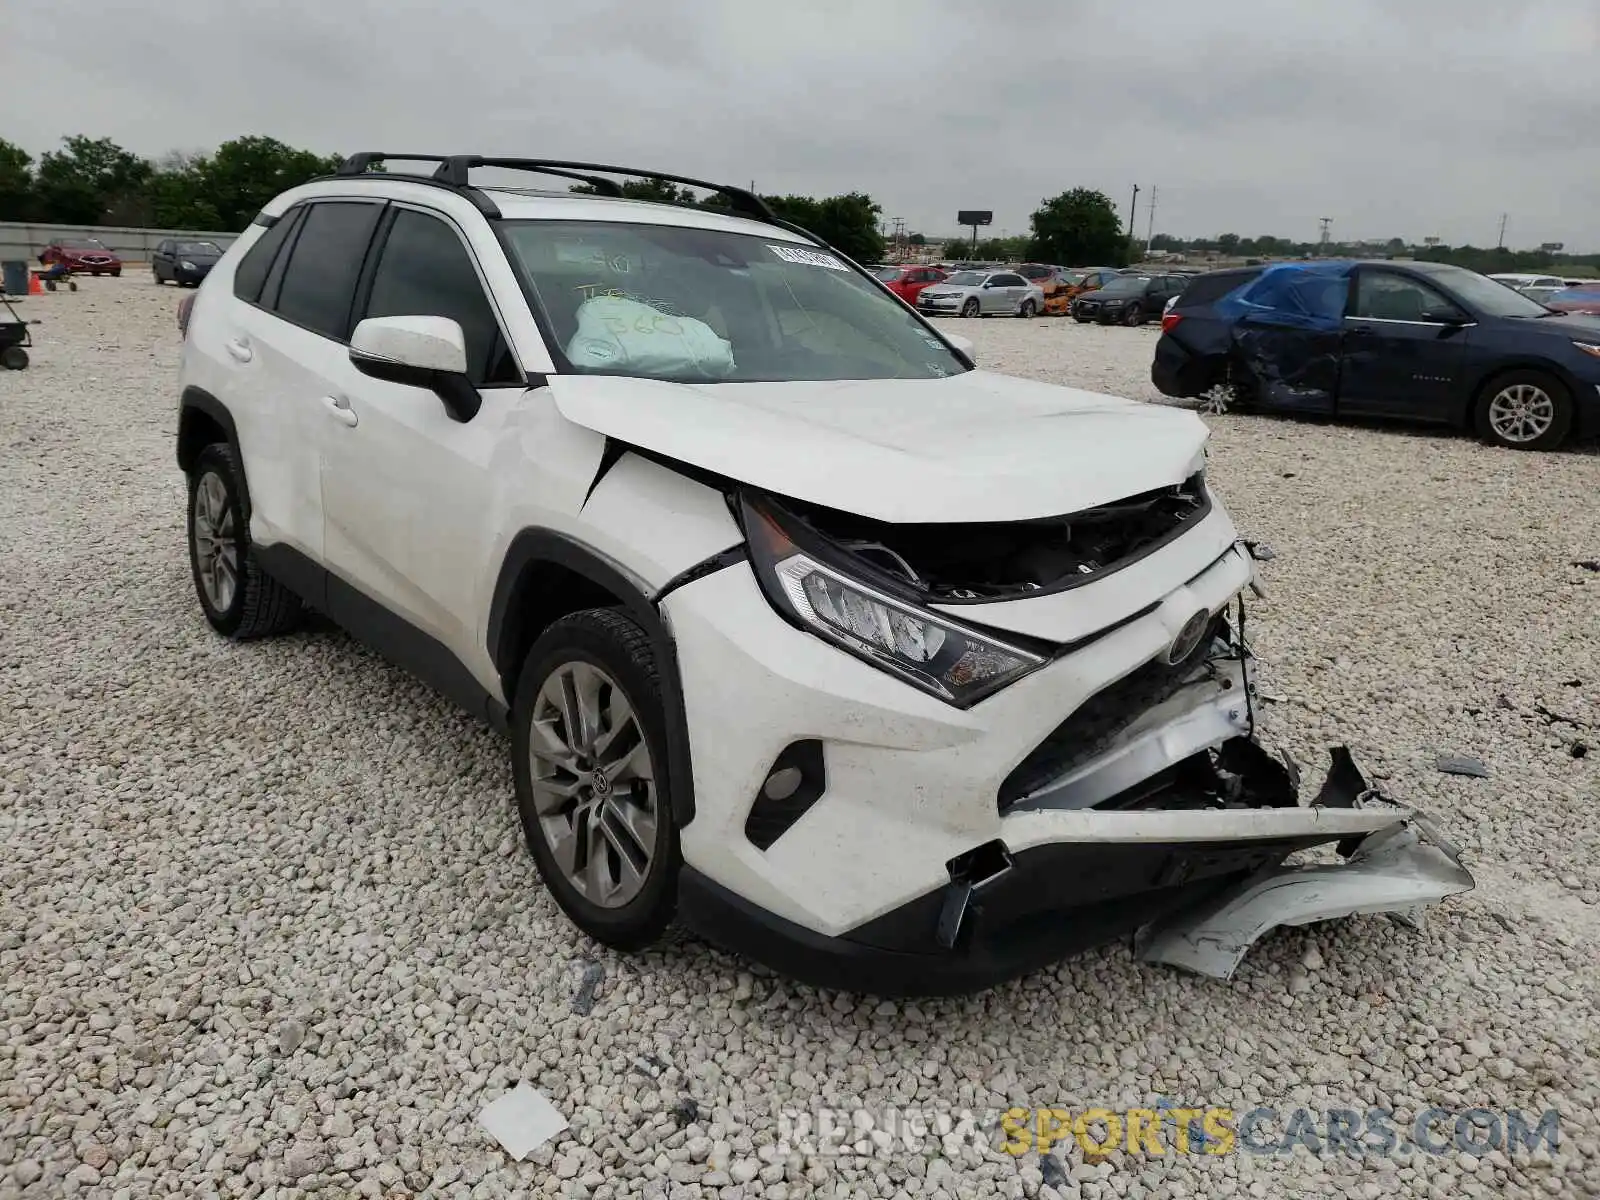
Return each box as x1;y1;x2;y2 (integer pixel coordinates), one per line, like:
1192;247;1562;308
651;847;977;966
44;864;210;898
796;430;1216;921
742;496;1046;707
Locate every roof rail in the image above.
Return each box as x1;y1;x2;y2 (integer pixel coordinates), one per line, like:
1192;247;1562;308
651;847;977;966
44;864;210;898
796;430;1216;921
332;152;792;227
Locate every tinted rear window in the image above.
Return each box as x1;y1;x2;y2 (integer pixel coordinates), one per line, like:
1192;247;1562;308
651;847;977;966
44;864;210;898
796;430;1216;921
233;210;302;304
1176;270;1264;308
272;201;384;340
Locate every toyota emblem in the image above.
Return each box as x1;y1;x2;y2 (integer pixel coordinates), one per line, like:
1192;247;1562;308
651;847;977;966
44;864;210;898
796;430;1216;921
1164;609;1211;665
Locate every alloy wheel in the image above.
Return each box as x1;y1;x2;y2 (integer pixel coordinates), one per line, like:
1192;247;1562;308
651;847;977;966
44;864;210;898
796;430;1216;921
191;471;239;612
1487;383;1555;443
527;661;657;908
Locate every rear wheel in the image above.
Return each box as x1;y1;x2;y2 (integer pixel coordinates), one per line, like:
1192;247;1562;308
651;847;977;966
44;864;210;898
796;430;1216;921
1018;299;1037;318
0;346;27;370
1475;370;1572;450
187;444;303;638
512;608;679;950
961;298;980;318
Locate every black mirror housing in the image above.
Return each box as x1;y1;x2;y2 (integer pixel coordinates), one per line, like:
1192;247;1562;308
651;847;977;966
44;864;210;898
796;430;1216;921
349;350;481;422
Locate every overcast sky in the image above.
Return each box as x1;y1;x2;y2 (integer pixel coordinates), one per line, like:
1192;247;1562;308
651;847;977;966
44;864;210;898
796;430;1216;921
11;0;1599;249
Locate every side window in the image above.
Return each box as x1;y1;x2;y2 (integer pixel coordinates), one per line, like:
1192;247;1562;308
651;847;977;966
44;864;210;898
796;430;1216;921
1353;272;1452;322
994;273;1024;287
233;209;302;304
273;201;385;340
360;208;520;385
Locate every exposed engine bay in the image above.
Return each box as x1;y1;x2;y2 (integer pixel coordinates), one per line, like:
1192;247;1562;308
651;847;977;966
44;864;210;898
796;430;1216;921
775;472;1211;601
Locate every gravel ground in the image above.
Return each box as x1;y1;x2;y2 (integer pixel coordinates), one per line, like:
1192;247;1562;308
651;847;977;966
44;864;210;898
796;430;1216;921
3;280;1598;1200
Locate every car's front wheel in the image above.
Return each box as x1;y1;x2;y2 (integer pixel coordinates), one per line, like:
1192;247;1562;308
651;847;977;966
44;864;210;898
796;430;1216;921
1124;305;1146;326
1474;370;1573;450
512;608;679;951
186;443;303;638
961;298;980;318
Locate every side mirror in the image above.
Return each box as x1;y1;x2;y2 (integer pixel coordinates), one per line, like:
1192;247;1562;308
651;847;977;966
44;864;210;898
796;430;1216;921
945;332;976;363
349;315;480;422
1421;306;1469;325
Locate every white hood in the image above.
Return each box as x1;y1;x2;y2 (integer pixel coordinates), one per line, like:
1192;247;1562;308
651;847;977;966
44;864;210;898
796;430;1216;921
550;371;1208;524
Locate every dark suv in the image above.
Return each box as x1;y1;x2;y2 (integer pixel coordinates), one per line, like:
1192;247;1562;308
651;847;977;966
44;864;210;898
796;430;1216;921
1072;273;1188;326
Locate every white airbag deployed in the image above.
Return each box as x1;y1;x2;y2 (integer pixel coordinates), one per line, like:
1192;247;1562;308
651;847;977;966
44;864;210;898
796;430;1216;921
565;294;735;377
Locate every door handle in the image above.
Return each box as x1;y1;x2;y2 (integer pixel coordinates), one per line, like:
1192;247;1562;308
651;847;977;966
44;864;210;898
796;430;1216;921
225;337;253;362
322;395;358;427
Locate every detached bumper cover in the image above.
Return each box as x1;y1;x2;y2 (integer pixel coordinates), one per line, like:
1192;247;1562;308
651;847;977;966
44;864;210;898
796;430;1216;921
1135;816;1473;978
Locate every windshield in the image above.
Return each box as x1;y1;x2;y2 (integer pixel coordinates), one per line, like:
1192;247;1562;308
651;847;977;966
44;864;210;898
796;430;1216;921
944;271;985;285
502;221;967;383
64;239;107;250
177;241;221;255
1429;266;1552;317
1096;277;1149;297
872;266;904;281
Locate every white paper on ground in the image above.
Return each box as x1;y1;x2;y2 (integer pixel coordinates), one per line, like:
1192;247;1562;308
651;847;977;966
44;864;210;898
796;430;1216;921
478;1083;569;1161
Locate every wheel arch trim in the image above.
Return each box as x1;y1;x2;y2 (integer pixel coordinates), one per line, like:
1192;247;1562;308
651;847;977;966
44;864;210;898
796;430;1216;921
178;388;250;518
488;528;698;827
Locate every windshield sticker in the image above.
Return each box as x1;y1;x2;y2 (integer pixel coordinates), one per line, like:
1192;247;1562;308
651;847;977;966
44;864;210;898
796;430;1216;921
768;245;849;271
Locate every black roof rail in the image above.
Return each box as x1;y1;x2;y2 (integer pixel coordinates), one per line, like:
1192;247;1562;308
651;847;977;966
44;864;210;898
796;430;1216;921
323;153;838;254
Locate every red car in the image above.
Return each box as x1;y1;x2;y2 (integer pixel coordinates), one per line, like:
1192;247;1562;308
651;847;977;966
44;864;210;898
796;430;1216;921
873;264;947;304
39;238;123;277
1544;284;1600;316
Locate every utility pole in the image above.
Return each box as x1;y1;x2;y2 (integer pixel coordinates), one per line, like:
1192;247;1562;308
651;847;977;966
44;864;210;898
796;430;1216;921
1496;213;1508;249
1126;185;1140;262
1318;217;1333;254
1145;185;1159;255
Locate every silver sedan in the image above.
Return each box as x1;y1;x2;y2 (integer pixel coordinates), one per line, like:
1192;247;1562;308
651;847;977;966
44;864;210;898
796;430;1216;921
915;269;1046;318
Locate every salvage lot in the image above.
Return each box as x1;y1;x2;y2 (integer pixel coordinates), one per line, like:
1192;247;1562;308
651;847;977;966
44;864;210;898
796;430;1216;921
2;279;1598;1198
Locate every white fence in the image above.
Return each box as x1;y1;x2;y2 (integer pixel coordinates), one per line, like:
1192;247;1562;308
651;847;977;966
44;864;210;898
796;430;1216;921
0;221;240;267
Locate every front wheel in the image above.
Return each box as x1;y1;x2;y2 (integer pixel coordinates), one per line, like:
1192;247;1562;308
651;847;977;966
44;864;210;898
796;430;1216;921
512;608;679;950
1124;305;1146;327
961;298;980;318
0;346;28;370
1474;371;1572;450
111;269;121;278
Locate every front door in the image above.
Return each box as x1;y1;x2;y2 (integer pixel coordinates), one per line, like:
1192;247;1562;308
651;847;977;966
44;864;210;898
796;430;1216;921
317;205;526;695
1338;269;1472;423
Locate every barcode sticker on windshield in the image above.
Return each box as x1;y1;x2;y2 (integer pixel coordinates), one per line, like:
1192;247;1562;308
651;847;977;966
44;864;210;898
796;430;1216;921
769;245;848;271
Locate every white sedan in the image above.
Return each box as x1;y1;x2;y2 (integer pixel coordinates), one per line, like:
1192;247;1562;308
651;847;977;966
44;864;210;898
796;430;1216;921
915;269;1046;318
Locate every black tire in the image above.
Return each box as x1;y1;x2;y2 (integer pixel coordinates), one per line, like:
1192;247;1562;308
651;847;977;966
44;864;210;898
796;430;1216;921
511;608;679;951
1473;369;1573;451
961;298;980;318
111;269;121;278
1124;305;1146;327
0;346;27;370
1018;299;1037;318
153;268;164;285
1073;316;1091;324
186;443;303;639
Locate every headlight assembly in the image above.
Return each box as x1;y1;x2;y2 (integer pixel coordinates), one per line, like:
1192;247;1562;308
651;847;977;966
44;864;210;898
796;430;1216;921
181;260;197;271
741;496;1047;707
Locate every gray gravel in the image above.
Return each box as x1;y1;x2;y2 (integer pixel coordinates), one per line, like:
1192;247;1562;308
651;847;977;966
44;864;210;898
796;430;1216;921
3;280;1598;1199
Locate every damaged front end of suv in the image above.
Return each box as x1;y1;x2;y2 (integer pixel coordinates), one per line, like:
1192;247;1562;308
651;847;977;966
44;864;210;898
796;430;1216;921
669;475;1475;996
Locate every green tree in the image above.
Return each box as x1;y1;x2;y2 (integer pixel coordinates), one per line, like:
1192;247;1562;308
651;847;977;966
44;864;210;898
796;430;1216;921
34;135;153;225
0;139;34;221
194;136;342;230
569;176;698;205
1027;188;1124;266
764;192;884;264
908;232;926;247
1216;233;1241;255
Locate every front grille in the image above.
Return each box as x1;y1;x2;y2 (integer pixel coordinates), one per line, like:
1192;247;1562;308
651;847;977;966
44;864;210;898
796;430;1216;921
998;613;1230;809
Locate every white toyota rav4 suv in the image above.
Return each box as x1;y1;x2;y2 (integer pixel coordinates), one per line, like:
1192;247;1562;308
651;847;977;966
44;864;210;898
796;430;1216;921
175;154;1472;995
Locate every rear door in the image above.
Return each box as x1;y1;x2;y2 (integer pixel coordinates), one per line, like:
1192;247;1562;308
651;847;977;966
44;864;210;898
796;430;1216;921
222;199;386;579
1338;268;1471;423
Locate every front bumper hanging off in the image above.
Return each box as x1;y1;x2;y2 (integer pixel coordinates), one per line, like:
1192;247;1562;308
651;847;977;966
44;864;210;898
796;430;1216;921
1134;812;1474;979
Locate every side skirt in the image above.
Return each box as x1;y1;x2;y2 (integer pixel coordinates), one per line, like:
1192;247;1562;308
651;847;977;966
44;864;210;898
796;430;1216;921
255;543;507;733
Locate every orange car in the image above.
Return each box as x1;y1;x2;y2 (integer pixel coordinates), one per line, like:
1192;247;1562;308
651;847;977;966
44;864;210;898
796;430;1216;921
1060;267;1125;301
1017;263;1075;314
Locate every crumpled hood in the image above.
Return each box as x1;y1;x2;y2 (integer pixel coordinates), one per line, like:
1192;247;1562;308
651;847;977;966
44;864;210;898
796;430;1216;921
550;370;1209;524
